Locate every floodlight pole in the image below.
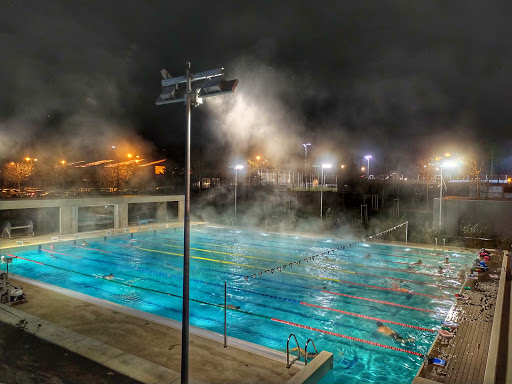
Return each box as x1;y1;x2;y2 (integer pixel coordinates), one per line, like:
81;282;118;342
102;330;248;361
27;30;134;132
439;166;443;230
234;167;238;217
156;62;238;384
181;61;192;384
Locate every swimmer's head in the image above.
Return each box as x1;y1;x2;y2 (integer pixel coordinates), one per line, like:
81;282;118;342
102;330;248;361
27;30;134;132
376;321;383;327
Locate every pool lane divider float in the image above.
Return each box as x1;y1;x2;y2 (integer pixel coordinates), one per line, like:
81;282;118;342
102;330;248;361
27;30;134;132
8;254;436;332
272;318;424;357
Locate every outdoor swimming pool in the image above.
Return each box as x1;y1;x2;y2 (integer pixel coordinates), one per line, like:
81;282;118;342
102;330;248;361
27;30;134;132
2;225;475;384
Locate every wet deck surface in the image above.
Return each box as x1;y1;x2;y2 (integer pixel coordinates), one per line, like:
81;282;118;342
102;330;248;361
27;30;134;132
413;252;503;384
1;278;301;384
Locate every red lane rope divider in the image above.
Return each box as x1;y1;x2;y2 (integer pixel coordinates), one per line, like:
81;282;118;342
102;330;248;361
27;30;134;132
301;302;435;332
272;318;423;357
321;290;436;313
8;254;43;265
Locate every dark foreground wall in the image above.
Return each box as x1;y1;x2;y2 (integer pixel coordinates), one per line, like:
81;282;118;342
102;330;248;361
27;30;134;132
433;198;512;238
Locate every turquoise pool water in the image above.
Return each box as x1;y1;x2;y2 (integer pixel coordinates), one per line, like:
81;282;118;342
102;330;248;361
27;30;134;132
2;226;474;384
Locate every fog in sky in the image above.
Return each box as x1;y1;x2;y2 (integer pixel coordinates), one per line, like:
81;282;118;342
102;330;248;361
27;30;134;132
1;0;511;173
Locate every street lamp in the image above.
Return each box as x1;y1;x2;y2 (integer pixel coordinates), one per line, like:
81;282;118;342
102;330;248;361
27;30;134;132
302;143;311;188
364;155;372;178
156;62;238;384
320;163;332;218
231;164;244;217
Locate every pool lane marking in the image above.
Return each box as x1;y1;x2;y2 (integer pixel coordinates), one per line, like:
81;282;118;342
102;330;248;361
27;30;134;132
300;302;435;332
10;253;435;333
136;247;448;299
272;318;423;357
153;242;457;290
320;290;436;313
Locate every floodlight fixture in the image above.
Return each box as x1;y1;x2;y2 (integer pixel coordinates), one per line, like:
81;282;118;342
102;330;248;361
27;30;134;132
156;67;238;105
156;62;238;384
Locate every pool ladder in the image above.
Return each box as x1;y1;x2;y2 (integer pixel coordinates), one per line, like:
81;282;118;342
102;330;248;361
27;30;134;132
286;334;319;368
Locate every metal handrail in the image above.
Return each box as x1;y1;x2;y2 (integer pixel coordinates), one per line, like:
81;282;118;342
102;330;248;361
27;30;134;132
304;338;319;365
286;333;300;368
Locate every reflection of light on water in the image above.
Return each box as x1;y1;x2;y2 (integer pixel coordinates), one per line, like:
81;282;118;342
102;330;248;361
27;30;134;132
235;230;241;234
261;233;268;236
361;243;370;247
404;248;411;251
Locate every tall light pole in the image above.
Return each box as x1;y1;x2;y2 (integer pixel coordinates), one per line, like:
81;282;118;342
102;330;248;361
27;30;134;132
438;159;458;231
302;143;311;188
320;163;332;218
232;164;244;217
364;155;372;178
156;62;238;384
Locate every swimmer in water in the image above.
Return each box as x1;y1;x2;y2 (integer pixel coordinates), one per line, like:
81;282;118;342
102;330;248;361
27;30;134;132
376;321;415;344
391;282;409;292
289;346;318;358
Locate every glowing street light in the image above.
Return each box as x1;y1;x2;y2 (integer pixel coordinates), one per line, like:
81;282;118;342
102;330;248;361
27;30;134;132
364;155;372;178
320;163;332;218
156;62;238;384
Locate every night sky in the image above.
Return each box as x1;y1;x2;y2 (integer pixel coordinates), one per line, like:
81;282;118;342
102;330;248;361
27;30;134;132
1;1;511;174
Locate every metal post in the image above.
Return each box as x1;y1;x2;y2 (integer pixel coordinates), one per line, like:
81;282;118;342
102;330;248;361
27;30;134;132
224;281;227;348
6;262;10;306
439;167;443;230
405;221;408;244
234;168;238;218
320;167;324;219
181;61;192;384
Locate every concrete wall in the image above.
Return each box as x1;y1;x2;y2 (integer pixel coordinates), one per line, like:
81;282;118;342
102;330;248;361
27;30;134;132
433;198;512;237
0;195;184;235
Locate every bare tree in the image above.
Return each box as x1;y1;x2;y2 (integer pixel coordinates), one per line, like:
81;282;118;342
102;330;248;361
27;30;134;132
98;164;134;189
3;162;34;189
465;158;483;198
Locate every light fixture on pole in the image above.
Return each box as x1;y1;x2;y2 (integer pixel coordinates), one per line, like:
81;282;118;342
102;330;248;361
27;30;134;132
231;164;244;217
438;159;457;231
302;143;311;188
364;155;372;178
156;62;238;384
320;163;332;218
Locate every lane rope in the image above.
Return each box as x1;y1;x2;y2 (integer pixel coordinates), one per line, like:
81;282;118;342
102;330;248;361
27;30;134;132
272;318;423;357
